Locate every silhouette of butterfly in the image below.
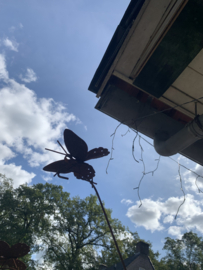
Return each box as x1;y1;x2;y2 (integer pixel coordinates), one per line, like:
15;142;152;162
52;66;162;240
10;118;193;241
43;129;110;182
0;241;30;270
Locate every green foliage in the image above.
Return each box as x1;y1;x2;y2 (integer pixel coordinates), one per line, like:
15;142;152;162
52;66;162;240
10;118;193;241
99;231;139;266
161;232;203;270
40;194;129;270
2;174;203;270
0;174;147;270
0;174;67;269
99;233;161;268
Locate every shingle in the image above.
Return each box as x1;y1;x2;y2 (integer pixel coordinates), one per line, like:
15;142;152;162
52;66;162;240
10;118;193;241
106;252;140;270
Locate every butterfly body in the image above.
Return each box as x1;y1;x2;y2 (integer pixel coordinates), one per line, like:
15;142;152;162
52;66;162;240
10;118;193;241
43;129;109;181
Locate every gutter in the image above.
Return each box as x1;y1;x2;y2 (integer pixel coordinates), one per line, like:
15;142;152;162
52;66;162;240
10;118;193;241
88;0;146;94
154;115;203;156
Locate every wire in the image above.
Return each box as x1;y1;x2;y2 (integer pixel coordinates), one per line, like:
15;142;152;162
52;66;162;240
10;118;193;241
133;95;203;123
105;92;202;174
175;164;186;220
195;175;203;193
107;95;203;217
132;132;139;163
106;122;123;174
133;136;161;207
107;122;203;218
121;128;130;137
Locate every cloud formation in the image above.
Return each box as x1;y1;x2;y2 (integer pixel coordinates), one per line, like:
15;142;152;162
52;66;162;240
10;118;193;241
126;194;203;236
183;164;203;193
9;23;23;32
0;54;79;186
20;68;37;83
0;162;35;188
0;54;8;80
2;38;19;52
121;199;134;205
168;226;183;239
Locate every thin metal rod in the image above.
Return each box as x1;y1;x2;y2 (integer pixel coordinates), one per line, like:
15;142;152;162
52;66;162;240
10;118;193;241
92;183;127;270
83;179;97;185
13;259;17;269
57;140;68;154
195;102;198;116
45;148;66;156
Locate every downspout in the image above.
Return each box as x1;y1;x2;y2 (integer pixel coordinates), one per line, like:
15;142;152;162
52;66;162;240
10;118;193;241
154;115;203;156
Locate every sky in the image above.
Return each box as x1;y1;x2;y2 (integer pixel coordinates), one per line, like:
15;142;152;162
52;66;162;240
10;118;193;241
1;0;203;260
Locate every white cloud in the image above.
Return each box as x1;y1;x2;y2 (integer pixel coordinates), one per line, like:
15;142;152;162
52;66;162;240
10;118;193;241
0;144;15;161
116;231;133;241
20;68;38;83
0;53;79;187
182;164;203;193
0;54;8;80
126;198;164;232
126;194;203;236
121;199;134;205
9;23;23;32
168;226;183;239
0;162;35;188
163;215;174;224
41;174;52;182
2;38;19;52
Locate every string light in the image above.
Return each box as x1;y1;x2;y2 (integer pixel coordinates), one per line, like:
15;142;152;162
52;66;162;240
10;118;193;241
106;95;203;218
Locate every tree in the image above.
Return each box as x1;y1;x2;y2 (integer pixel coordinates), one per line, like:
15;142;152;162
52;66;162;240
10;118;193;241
1;174;155;270
40;194;129;270
162;237;186;270
99;231;160;268
0;174;65;269
162;232;203;270
99;231;140;267
182;232;203;269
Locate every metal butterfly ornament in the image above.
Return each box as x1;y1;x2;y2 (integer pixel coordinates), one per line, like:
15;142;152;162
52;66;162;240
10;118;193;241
43;129;127;270
0;241;30;270
43;129;110;182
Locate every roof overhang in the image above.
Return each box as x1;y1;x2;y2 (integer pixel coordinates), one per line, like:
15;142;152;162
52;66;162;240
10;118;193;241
88;0;203;165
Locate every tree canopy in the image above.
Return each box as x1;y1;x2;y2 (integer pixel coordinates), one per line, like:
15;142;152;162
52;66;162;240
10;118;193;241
159;231;203;270
0;174;146;269
1;174;203;270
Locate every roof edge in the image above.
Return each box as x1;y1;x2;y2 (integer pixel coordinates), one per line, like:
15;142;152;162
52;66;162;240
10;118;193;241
88;0;146;94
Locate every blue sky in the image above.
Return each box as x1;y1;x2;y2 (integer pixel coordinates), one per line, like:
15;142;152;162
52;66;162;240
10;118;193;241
1;0;203;259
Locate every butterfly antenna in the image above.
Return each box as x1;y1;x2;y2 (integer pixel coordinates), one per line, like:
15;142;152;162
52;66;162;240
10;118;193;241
45;148;66;156
57;140;68;154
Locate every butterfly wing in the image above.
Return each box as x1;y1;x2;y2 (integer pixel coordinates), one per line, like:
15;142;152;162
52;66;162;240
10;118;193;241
43;159;77;174
64;129;88;161
43;159;94;181
1;259;15;269
6;259;27;270
10;243;30;258
0;241;10;257
73;163;95;181
15;259;27;270
85;147;110;161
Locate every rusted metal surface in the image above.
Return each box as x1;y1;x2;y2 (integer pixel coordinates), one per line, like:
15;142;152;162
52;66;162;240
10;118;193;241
43;129;109;181
0;241;30;270
44;129;127;270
